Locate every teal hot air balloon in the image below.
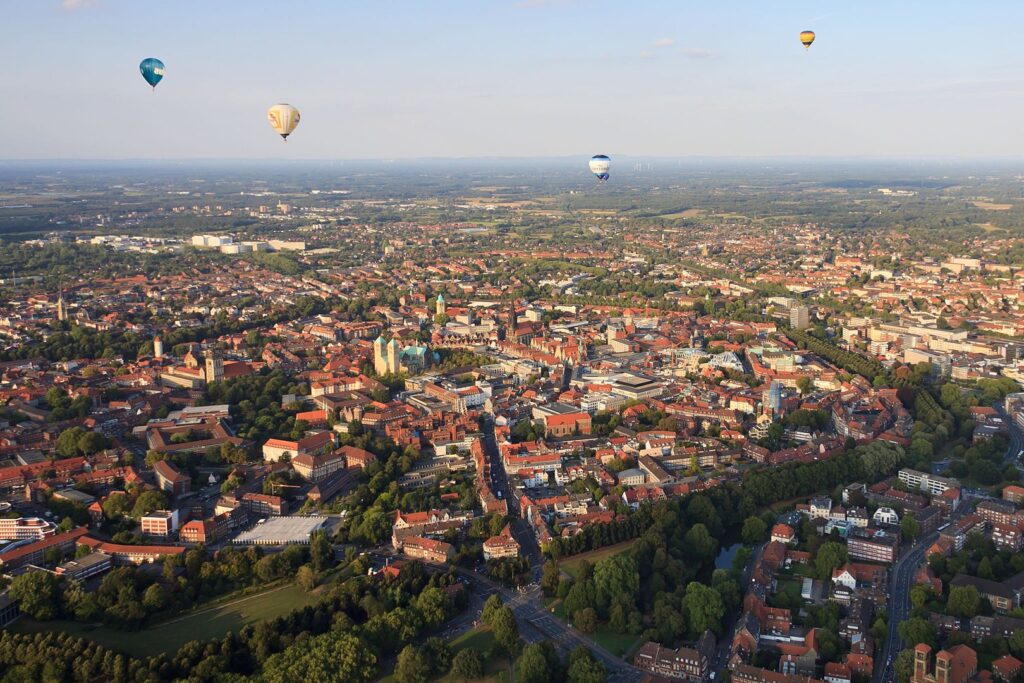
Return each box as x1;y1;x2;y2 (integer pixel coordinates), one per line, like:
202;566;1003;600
139;58;165;90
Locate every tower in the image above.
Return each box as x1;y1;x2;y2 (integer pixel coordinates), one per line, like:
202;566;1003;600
913;643;931;683
790;305;810;331
436;293;446;316
387;338;401;375
56;288;67;322
153;336;164;359
204;348;224;384
373;336;388;375
935;651;951;683
506;303;516;342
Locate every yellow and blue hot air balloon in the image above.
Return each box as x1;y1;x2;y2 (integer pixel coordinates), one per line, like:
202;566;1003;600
267;104;301;142
139;58;165;90
589;154;610;181
799;30;816;50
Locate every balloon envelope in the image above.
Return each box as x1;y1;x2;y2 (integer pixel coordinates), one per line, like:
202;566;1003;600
800;30;815;49
139;58;165;89
589;155;610;181
267;104;301;141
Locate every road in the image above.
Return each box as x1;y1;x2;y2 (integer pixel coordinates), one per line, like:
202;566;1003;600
996;404;1024;472
481;416;544;579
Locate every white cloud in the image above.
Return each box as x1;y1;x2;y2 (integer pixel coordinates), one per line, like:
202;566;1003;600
60;0;99;9
680;47;714;60
652;37;675;48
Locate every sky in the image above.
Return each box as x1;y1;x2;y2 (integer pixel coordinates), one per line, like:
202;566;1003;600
3;0;1024;160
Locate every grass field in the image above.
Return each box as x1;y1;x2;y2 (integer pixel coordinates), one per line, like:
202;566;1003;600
12;582;316;659
377;626;512;683
560;540;636;579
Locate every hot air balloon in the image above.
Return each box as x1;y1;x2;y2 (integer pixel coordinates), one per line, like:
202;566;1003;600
589;155;610;181
267;104;301;142
139;58;165;90
799;30;815;50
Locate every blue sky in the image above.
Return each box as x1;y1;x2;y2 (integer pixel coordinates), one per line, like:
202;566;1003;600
3;0;1024;159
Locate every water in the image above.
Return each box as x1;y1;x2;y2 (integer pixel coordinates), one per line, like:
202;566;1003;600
715;543;740;570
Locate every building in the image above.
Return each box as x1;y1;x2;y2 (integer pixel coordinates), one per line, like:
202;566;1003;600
899;469;960;496
872;507;900;526
262;431;335;463
153;459;190;496
949;573;1024;613
55;552;113;581
291;448;347;483
634;632;715;682
790;306;810;331
373;336;434;375
402;536;455;563
771;523;796;545
483;524;520;560
0;527;88;571
180;514;231;544
847;530;900;564
232;516;329;546
0;517;56;541
140;509;180;537
76;536;187;565
543;412;592;438
911;644;977;683
731;664;824;683
992;655;1023;682
240;492;288;516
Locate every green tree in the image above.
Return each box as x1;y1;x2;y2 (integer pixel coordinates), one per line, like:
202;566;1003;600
9;572;63;620
901;515;920;542
541;559;561;597
296;565;318;591
131;490;168;518
741;516;768;545
683;582;725;636
566;647;607;683
895;649;915;683
575;607;599;634
482;594;504;626
815;542;848;580
395;645;430;683
262;631;377;683
947;585;980;618
898;618;937;648
492;606;522;656
451;648;484;681
517;643;554;683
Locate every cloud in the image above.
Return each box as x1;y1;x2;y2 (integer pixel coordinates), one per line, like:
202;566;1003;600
60;0;99;9
652;37;675;48
680;47;714;60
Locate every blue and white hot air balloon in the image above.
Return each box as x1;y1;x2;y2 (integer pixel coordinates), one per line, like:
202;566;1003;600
589;154;610;181
139;58;165;90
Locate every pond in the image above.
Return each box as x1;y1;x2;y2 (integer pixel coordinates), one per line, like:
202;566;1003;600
714;543;741;570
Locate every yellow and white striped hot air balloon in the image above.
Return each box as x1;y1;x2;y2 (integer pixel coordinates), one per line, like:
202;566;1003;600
267;103;301;142
799;30;816;50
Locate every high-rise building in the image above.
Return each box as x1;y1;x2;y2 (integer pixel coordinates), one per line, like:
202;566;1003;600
764;380;784;417
790;305;810;331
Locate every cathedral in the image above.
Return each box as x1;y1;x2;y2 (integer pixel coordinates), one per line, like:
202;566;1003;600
373;336;434;376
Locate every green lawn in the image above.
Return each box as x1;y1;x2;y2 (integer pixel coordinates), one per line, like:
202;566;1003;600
592;623;640;657
377;626;512;683
561;540;637;579
12;582;316;659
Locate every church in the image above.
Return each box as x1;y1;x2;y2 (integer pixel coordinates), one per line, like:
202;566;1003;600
373;336;435;376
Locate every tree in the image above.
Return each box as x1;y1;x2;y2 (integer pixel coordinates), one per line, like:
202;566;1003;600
451;647;484;681
815;542;848;580
262;631;377;683
947;585;980;618
131;490;168;518
310;531;332;572
741;517;768;545
541;559;561;597
592;554;639;614
517;643;556;683
9;572;63;620
901;515;920;542
297;565;318;591
395;645;430;683
898;618;937;649
141;583;168;612
55;426;87;458
895;649;915;683
575;607;599;634
1009;629;1024;658
683;582;725;636
492;606;522;656
482;594;504;626
76;431;110;456
567;647;607;683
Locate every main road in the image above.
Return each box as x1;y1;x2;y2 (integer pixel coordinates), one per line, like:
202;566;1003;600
874;531;939;683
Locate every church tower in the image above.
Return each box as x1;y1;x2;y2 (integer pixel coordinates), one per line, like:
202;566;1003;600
153;336;164;359
436;293;446;316
204;348;224;384
387;338;401;374
56;288;67;322
372;335;387;374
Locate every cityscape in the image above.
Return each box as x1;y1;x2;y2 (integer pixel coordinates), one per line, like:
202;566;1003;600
4;2;1024;683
